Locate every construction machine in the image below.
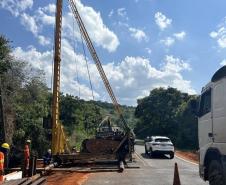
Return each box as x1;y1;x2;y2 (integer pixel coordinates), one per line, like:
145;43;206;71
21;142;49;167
50;0;134;167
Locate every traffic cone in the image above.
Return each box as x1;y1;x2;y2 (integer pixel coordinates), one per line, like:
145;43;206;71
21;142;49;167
173;163;181;185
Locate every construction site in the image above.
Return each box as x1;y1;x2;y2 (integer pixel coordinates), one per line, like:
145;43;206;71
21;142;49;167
0;0;225;185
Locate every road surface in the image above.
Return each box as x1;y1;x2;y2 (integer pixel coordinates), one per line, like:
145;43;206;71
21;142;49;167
84;145;209;185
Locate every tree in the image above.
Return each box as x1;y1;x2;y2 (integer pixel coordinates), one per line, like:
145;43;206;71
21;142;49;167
135;88;188;142
0;36;11;75
175;96;199;149
0;35;25;144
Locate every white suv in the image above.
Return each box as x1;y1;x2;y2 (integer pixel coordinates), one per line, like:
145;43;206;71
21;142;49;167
144;136;174;159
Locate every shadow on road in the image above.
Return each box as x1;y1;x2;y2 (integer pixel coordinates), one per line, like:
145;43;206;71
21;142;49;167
140;153;171;160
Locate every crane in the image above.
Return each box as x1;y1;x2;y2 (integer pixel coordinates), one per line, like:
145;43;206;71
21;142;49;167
51;0;69;155
51;0;134;165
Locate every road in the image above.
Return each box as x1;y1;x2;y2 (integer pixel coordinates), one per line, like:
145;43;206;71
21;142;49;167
84;145;209;185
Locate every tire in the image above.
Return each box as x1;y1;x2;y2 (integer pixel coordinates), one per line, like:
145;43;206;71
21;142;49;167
169;152;174;159
145;145;148;155
149;148;153;158
208;160;226;185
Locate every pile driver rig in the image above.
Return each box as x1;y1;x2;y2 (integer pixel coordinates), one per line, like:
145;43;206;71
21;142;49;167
51;0;134;167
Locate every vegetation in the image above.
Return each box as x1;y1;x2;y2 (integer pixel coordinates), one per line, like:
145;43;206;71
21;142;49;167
0;35;199;166
0;35;136;157
134;87;199;150
60;97;136;149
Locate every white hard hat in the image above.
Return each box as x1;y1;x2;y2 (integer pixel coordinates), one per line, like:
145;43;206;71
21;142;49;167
48;149;51;153
26;139;31;143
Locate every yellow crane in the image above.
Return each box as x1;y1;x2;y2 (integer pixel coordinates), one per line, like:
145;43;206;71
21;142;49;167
51;0;69;155
51;0;134;163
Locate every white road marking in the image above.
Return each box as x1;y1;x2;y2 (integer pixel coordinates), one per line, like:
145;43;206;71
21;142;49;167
134;151;149;166
175;155;198;166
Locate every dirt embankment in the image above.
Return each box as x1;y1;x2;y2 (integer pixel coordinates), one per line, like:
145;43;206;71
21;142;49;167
47;172;89;185
176;151;199;164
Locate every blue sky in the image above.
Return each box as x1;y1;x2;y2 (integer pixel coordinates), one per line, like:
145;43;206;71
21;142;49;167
1;0;226;105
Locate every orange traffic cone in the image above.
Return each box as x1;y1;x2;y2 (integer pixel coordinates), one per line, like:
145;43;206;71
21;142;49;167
173;163;181;185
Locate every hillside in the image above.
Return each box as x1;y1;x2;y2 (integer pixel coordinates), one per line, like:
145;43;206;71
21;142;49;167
59;95;136;149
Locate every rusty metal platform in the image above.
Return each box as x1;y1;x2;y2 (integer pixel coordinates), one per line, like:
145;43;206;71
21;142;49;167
2;176;46;185
54;153;117;164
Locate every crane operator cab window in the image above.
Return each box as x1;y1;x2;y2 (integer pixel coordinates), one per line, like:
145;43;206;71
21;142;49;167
199;89;211;117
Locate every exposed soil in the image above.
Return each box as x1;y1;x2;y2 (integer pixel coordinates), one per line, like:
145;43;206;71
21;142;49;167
46;172;89;185
176;150;199;164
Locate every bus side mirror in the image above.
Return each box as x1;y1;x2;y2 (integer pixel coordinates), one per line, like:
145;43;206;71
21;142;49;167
190;99;199;116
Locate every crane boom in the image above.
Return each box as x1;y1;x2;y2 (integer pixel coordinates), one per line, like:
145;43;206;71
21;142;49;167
69;0;130;132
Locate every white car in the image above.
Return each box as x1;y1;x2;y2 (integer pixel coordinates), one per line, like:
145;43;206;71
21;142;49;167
144;136;174;159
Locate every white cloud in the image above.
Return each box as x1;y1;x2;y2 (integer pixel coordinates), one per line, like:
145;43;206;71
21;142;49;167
163;55;191;72
71;0;120;52
160;37;175;47
155;12;172;30
220;59;226;66
0;0;33;17
129;27;149;42
1;1;119;52
13;42;100;100
210;31;218;38
20;13;39;36
174;31;186;40
117;8;127;18
108;9;114;17
35;4;56;25
13;41;195;105
160;32;186;47
210;18;226;49
38;35;51;46
145;48;152;54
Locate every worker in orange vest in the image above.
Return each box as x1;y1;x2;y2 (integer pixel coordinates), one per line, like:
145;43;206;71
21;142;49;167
0;143;10;182
23;140;31;177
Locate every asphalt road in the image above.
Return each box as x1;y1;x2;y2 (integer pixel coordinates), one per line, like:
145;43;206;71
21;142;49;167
84;145;209;185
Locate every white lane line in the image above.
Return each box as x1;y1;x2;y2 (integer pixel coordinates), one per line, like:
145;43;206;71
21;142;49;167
175;155;198;166
134;151;149;166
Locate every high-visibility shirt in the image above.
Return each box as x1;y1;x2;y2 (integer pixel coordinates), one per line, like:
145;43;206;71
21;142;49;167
24;145;30;159
0;151;4;170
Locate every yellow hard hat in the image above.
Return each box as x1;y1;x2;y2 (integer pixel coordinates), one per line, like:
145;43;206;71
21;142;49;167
1;143;10;149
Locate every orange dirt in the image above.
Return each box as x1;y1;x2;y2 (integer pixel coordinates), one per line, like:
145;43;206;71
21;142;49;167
176;150;199;164
46;172;89;185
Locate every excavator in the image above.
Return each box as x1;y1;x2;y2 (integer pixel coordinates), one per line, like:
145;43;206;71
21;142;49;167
50;0;134;169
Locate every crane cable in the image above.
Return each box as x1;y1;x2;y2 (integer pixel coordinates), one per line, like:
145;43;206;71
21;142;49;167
79;20;101;128
73;20;81;98
69;0;130;132
79;26;95;101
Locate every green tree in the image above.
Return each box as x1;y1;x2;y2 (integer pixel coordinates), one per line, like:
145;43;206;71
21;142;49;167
175;96;199;149
135;88;188;142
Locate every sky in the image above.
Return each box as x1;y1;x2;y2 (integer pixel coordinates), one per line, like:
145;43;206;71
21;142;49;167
1;0;226;105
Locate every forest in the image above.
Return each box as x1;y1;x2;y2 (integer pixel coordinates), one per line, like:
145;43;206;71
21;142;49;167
0;35;199;160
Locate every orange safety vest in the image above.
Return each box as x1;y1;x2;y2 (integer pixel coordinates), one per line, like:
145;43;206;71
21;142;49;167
0;151;4;182
24;145;30;169
24;145;30;159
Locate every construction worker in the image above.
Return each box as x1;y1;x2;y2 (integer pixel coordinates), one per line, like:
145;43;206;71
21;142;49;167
43;149;52;166
0;143;10;182
23;140;31;177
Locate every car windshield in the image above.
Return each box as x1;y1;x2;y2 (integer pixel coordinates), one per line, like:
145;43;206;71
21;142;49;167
155;138;170;142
